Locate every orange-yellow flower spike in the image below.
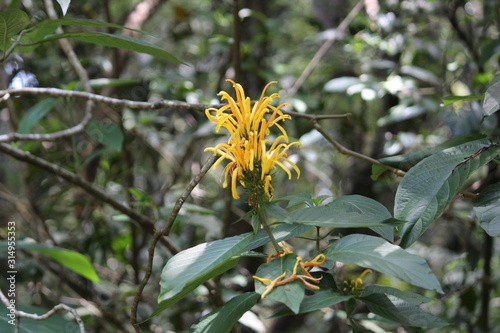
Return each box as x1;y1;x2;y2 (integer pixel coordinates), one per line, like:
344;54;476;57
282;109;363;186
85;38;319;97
205;80;301;202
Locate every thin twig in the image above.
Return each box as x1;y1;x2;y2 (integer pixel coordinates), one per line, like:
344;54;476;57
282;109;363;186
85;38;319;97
0;289;85;333
0;100;93;142
0;143;179;253
0;87;212;112
285;0;365;100
130;154;217;332
312;122;406;177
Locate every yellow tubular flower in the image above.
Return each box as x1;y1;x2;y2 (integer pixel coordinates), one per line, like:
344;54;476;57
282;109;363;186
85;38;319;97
205;79;302;203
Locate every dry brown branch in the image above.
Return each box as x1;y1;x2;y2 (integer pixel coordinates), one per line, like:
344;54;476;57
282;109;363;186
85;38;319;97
0;289;85;333
312;122;406;177
286;1;365;99
130;153;217;332
0;143;179;254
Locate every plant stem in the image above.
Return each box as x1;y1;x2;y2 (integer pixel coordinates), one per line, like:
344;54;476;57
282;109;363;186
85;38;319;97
257;206;282;252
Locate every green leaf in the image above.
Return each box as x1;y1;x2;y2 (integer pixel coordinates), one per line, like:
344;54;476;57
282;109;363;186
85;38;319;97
395;139;500;248
483;79;500;116
0;304;80;332
243;223;312;252
152;223;311;319
254;254;305;314
191;292;260;333
17;98;58;134
275;193;314;208
56;0;71;16
441;94;484;106
473;182;500;237
85;121;123;151
272;290;351;317
0;10;30;51
371;164;388;181
379;133;487;171
361;285;433;306
325;234;442;293
289;195;395;229
155;235;251;316
0;241;99;282
32;18;152;36
360;293;447;328
22;31;183;64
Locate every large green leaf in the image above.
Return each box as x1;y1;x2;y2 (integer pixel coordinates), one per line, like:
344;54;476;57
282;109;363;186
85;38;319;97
360;292;447;328
289;195;394;228
253;254;305;314
152;223;311;318
17;98;58;134
483;79;500;116
0;241;99;282
0;10;30;51
85;121;124;151
32;18;151;36
473;182;500;237
378;133;487;172
0;304;80;333
191;292;260;333
325;234;442;293
395;139;500;248
156;235;252;315
361;285;433;306
21;32;183;64
243;223;312;252
272;290;352;317
288;195;396;241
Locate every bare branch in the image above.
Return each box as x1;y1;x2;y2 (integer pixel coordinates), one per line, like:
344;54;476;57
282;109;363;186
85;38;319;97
130;153;217;332
0;87;350;122
0;289;85;333
286;1;365;100
0;87;211;111
312;122;406;177
0;143;179;254
0;100;93;142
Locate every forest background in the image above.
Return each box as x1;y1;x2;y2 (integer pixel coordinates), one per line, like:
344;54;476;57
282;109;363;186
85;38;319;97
0;0;500;332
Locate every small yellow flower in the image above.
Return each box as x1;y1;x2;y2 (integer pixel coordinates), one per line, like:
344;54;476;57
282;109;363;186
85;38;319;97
343;269;372;295
205;80;301;202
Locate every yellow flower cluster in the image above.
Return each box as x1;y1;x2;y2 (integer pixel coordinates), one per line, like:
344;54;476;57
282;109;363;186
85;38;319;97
205;80;301;202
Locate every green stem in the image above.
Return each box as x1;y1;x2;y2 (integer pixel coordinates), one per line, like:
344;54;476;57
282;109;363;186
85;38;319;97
257;206;282;252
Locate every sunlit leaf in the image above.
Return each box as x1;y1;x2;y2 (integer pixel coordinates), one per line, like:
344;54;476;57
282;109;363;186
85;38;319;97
325;234;442;293
441;94;484;106
191;292;260;333
483;79;500;116
473;182;500;237
155;235;251;317
0;241;99;282
395;139;500;248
